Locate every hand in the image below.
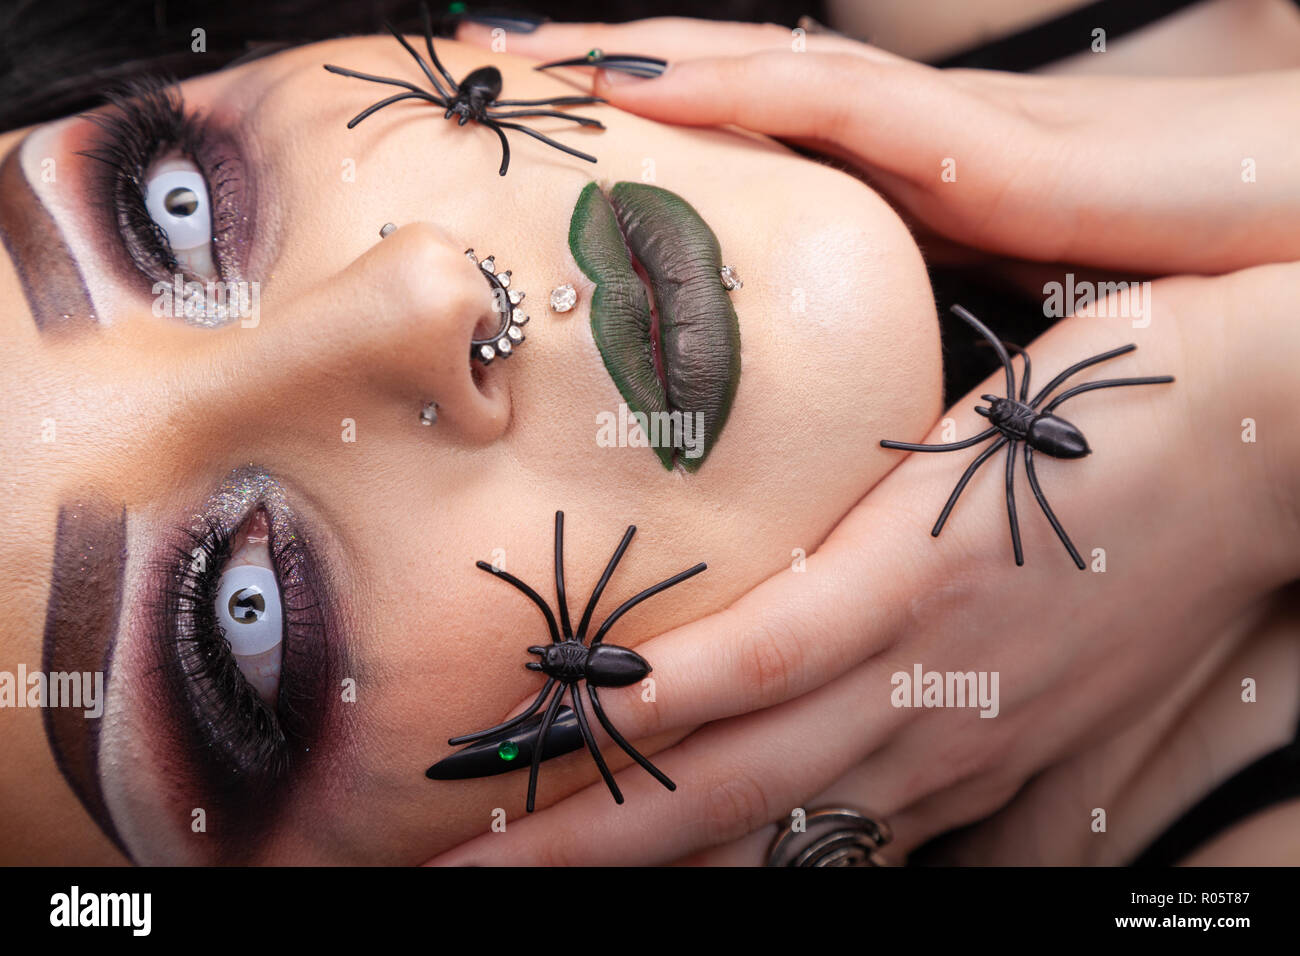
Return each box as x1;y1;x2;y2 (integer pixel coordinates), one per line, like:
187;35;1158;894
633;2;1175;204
427;259;1300;866
458;17;1300;275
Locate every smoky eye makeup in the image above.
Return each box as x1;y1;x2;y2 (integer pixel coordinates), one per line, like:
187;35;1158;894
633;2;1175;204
138;467;345;844
76;76;258;321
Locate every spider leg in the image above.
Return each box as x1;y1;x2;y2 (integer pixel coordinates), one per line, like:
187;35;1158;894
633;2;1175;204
590;562;707;645
323;64;443;101
1003;343;1032;401
588;684;676;791
484;109;604;128
553;511;574;640
1041;375;1175;414
1028;345;1137;409
880;426;999;453
1005;440;1024;566
420;4;463;97
475;560;561;643
492;120;599;165
482;120;511;176
446;678;557;745
382;18;455;100
493;95;607;107
975;338;1032;401
526;683;568;812
576;525;636;644
345;91;439;129
1024;445;1085;570
570;684;624;804
931;437;1008;536
949;305;1017;401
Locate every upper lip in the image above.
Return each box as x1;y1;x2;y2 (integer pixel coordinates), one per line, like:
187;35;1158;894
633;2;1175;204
569;182;741;471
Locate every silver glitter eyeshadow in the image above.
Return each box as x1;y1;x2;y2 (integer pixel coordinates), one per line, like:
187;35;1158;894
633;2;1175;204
189;465;307;593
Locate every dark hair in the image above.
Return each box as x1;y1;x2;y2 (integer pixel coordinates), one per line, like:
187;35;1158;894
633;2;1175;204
0;0;820;132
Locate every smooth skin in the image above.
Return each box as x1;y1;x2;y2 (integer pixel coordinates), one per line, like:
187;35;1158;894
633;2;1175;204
424;18;1300;866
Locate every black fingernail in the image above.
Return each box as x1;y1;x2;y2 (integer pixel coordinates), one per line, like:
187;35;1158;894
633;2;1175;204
426;705;583;780
535;52;668;78
460;10;549;34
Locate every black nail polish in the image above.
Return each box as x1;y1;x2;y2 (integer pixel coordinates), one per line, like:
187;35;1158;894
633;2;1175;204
459;10;548;34
535;53;668;78
426;705;583;780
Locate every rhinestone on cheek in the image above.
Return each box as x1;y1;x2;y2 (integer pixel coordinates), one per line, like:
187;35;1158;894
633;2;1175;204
550;283;577;313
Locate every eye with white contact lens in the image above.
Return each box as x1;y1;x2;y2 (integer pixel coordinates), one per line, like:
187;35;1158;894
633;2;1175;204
143;156;217;279
214;512;283;705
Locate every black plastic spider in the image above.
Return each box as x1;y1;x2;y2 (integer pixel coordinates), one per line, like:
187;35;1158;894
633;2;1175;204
323;6;605;176
447;512;706;811
881;305;1174;568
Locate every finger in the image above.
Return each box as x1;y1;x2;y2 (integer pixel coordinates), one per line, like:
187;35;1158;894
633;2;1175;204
589;52;1039;207
426;658;915;868
425;658;901;866
455;16;891;64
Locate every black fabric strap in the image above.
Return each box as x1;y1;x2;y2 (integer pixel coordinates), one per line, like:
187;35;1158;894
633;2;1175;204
932;0;1207;71
1131;724;1300;866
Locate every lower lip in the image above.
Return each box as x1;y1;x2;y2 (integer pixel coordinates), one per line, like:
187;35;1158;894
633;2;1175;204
568;182;741;472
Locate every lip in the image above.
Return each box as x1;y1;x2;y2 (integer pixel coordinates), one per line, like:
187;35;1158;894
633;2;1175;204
569;182;741;471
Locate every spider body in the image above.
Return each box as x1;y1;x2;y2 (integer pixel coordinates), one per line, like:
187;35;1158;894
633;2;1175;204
324;6;605;176
979;396;1090;458
446;66;502;124
445;511;705;811
528;640;651;686
881;305;1173;569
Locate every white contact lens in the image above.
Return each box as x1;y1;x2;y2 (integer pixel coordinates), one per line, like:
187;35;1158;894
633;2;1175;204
215;564;283;657
144;157;216;278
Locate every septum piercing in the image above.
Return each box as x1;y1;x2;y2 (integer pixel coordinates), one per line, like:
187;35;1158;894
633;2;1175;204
465;249;529;364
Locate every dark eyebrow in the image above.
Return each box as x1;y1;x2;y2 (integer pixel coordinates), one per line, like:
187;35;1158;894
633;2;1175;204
41;501;129;858
0;134;98;333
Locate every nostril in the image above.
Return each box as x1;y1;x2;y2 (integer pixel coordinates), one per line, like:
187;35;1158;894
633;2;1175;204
471;311;503;343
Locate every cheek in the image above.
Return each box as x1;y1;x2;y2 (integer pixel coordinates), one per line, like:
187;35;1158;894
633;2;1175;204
678;167;942;556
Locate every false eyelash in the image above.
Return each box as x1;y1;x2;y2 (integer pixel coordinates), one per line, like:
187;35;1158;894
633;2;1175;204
155;513;324;788
78;75;240;283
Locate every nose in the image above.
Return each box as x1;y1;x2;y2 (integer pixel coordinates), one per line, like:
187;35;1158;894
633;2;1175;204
200;221;513;445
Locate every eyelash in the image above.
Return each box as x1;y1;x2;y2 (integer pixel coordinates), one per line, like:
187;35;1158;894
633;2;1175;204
79;76;242;283
158;515;323;786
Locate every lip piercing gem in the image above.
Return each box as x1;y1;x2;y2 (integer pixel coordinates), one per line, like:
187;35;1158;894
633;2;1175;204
465;248;529;365
549;283;577;313
419;401;439;426
719;265;743;291
380;222;397;239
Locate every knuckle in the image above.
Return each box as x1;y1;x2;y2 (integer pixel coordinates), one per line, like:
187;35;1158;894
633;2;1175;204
702;768;772;840
529;824;580;867
736;613;803;707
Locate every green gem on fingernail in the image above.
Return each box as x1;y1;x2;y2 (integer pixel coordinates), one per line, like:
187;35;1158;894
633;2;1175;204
587;48;603;62
497;741;520;761
448;2;467;13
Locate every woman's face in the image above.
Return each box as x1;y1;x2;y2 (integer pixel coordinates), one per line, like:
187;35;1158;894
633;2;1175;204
0;35;940;863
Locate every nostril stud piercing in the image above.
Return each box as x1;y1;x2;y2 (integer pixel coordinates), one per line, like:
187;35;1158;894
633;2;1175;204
380;222;397;239
549;283;577;313
419;401;439;426
465;248;529;365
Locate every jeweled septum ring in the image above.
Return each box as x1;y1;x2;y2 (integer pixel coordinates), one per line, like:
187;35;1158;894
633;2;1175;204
466;248;528;365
